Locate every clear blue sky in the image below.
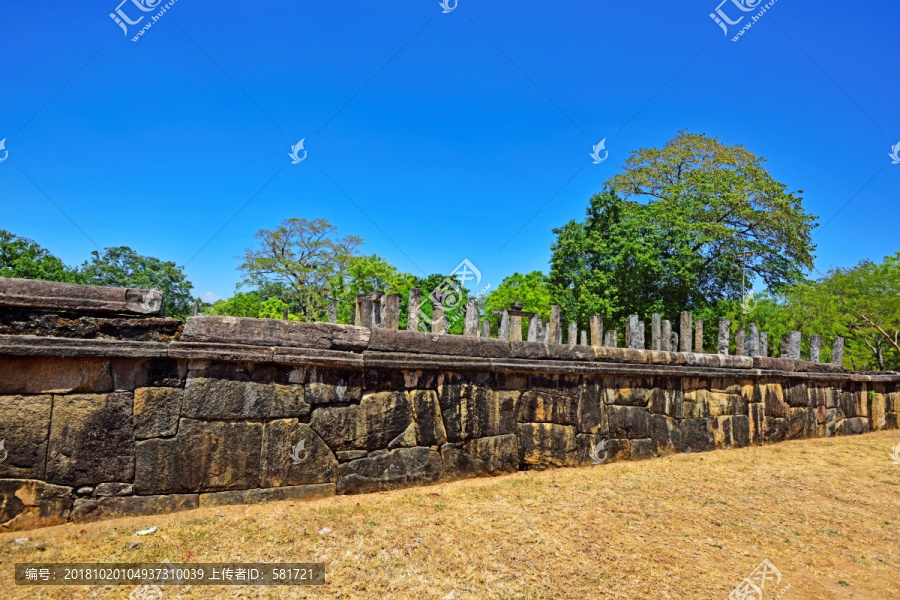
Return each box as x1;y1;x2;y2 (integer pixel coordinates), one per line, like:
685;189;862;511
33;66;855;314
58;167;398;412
1;1;897;301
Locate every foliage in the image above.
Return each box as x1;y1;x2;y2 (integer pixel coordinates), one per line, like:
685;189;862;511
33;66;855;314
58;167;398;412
484;271;552;337
0;230;79;283
238;218;362;321
550;132;817;333
205;292;264;318
79;246;194;319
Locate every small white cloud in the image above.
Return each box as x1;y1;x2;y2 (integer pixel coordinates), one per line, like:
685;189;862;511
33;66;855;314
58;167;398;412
204;291;221;302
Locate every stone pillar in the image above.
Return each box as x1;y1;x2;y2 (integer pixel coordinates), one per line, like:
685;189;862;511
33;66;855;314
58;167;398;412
679;311;692;352
527;316;540;342
510;315;523;342
432;301;445;334
480;320;490;339
694;319;704;353
782;331;801;359
809;334;821;363
327;299;337;324
759;332;768;357
580;330;587;346
356;294;376;328
382;294;401;329
192;299;199;317
463;297;479;337
661;320;672;352
606;330;618;348
735;329;746;356
549;306;561;344
637;320;646;349
543;322;550;344
283;306;289;321
407;288;421;332
670;331;678;352
498;310;510;340
627;315;640;349
718;319;730;355
831;337;844;366
651;313;661;351
590;316;603;349
568;322;577;346
748;323;759;356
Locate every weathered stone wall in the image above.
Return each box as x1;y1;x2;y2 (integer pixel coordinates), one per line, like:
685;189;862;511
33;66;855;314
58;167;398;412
1;313;898;532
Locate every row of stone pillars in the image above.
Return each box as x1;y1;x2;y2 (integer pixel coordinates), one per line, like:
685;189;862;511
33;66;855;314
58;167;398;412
352;292;844;365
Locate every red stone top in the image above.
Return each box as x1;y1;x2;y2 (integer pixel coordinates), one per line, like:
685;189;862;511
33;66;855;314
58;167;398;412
0;277;163;315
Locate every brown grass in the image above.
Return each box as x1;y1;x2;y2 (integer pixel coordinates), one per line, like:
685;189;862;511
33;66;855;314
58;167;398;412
3;431;900;599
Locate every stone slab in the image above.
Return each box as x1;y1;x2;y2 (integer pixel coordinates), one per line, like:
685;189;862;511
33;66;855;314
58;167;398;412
72;494;198;522
0;394;52;479
0;277;163;315
181;316;370;351
0;479;73;532
199;483;334;507
336;447;442;494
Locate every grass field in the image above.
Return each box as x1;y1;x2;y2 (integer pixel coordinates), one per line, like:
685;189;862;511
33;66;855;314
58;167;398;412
3;430;899;599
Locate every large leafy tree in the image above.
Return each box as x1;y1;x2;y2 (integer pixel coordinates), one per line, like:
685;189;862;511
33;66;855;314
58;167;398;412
484;271;553;336
79;246;194;318
238;218;362;321
0;230;79;282
550;132;817;330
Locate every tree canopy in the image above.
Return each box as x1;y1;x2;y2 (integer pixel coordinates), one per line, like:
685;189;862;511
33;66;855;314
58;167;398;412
0;230;79;283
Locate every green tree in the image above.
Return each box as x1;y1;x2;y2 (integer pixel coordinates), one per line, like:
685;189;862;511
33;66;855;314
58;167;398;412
0;230;79;282
238;218;361;321
79;246;194;318
484;271;552;337
550;132;817;331
205;292;264;318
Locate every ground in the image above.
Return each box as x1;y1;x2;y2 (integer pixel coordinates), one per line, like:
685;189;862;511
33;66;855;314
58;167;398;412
3;431;899;599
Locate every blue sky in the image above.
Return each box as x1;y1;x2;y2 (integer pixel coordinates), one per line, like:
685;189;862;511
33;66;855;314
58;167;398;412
1;1;897;301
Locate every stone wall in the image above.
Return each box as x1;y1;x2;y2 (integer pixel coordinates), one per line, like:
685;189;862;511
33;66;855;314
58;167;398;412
1;280;898;532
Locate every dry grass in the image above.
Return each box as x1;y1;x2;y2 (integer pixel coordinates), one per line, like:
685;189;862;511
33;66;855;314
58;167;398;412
3;431;900;599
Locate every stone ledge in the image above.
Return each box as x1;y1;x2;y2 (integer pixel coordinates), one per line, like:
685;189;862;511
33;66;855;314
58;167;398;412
181;316;369;351
0;277;162;315
0;335;168;358
72;494;199;523
198;483;334;507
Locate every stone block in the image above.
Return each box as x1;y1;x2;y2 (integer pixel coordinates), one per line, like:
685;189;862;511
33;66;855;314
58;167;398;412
708;391;746;417
836;417;869;436
46;393;134;487
577;381;607;435
133;387;182;439
310;391;413;452
73;494;198;523
517;389;578;426
439;380;513;443
869;390;886;431
305;367;363;403
825;408;838;437
630;438;655;460
608;405;651;439
336;447;442;494
712;415;750;448
0;356;112;394
765;417;789;443
112;358;186;391
94;482;133;496
763;383;787;418
409;390;448;447
681;418;714;452
784;381;810;408
0;479;73;532
0;394;52;479
517;423;577;468
182;377;309;419
260;420;338;487
135;419;262;494
441;434;518;481
748;403;765;445
651;414;682;455
199;483;334;507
